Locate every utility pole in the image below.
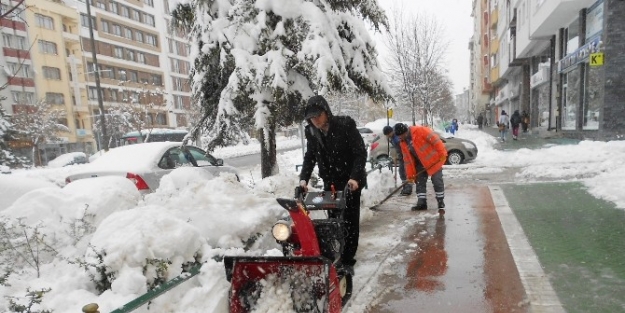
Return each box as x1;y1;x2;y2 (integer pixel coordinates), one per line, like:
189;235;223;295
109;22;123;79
85;0;109;151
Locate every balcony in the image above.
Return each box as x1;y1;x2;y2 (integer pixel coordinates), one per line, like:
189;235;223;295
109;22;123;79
490;9;498;28
490;67;500;84
63;31;80;43
490;38;500;54
531;0;598;38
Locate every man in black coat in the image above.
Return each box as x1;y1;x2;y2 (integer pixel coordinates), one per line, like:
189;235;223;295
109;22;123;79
299;95;367;274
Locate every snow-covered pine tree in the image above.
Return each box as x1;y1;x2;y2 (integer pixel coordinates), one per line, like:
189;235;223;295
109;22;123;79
171;0;392;178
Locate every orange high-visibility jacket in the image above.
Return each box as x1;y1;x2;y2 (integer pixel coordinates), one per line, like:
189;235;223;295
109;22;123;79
399;126;447;178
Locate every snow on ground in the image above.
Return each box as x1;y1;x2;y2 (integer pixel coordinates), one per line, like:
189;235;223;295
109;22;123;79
0;124;624;312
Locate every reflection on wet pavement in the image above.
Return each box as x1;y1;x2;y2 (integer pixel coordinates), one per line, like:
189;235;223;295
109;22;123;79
405;216;447;292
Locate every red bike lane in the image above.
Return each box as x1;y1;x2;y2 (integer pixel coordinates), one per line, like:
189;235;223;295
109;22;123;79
351;185;530;313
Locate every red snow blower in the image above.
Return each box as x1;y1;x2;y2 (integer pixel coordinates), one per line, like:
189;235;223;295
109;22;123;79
224;185;353;312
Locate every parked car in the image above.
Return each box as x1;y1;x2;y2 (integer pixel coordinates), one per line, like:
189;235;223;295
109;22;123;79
357;127;377;146
119;128;188;146
47;152;89;168
65;142;239;194
368;131;478;166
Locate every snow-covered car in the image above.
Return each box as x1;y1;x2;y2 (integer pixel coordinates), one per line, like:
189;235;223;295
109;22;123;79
65;142;239;194
47;152;88;168
369;131;478;166
0;165;10;174
358;127;377;146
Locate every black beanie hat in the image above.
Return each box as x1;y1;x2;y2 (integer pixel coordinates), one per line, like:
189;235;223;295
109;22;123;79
393;123;408;136
383;125;393;135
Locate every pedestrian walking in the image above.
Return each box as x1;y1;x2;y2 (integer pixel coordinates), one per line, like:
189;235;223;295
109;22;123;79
521;110;530;133
477;113;484;130
383;125;412;195
510;110;522;140
450;119;459;135
498;110;510;142
298;95;367;275
393;123;447;212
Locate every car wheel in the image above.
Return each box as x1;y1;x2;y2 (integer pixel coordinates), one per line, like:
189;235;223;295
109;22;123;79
447;150;464;165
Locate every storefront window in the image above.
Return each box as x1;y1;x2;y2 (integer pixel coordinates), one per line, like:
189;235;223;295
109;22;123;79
562;68;580;130
583;65;603;130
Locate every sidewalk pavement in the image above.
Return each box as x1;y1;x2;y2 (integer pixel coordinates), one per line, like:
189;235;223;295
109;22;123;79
478;125;625;313
480;125;580;150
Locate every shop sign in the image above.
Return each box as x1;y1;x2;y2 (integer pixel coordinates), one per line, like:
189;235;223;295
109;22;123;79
7;140;33;149
558;36;602;73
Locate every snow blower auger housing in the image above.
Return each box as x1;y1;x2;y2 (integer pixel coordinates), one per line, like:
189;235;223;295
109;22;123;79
224;186;353;313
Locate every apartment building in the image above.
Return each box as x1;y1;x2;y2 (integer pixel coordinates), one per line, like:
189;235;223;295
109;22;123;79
1;0;195;165
474;0;625;139
1;0;37;159
468;0;492;123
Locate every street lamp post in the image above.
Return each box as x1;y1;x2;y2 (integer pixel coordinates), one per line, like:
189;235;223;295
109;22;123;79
85;0;109;151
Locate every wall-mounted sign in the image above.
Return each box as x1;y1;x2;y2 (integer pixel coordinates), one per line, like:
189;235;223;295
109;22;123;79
590;52;604;67
558;36;602;73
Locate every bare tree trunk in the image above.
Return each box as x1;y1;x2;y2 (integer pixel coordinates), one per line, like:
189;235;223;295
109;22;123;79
260;122;277;178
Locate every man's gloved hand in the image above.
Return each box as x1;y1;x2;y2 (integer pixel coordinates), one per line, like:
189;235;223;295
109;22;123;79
299;180;308;193
347;179;359;191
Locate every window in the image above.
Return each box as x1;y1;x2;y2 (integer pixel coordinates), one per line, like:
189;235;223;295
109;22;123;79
126;49;135;61
109;89;118;101
144;0;154;7
128;71;138;82
124;27;133;39
96;1;106;9
164;0;170;14
114;46;123;58
35;14;54;30
137;52;146;64
156;113;166;125
101;20;109;33
80;14;96;29
43;66;62;80
135;31;144;42
7;62;32;78
151;74;162;85
101;66;114;79
113;24;122;36
46;92;65;105
88;86;99;100
38;40;58;54
121;6;129;18
2;34;27;50
132;10;141;21
1;3;24;21
109;1;118;13
174;95;184;109
143;14;155;27
145;34;157;46
11;91;35;104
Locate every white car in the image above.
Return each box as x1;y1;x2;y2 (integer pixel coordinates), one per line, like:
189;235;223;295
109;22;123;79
65;142;239;194
357;127;377;146
47;152;88;168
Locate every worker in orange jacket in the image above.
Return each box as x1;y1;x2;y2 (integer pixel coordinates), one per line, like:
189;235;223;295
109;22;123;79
393;123;447;211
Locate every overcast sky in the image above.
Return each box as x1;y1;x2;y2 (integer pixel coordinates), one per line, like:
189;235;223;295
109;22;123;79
374;0;473;95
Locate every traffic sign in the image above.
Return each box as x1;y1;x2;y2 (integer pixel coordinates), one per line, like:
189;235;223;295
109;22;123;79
387;108;393;118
